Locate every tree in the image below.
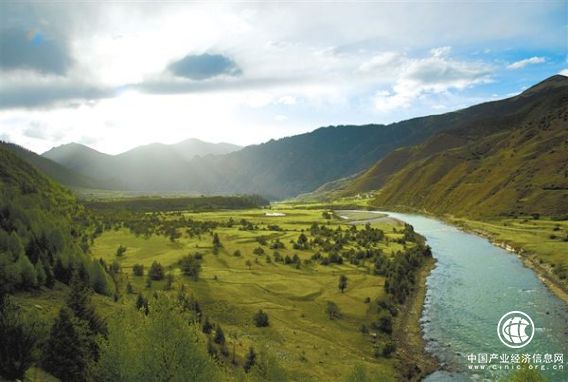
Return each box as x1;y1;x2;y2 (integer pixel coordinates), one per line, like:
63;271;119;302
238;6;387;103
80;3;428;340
164;273;174;290
179;254;201;281
381;341;396;358
95;297;218;381
243;346;257;373
214;324;225;345
66;274;107;336
245;260;252;269
132;264;144;276
338;274;348;293
148;261;164;281
253;309;269;327
253;247;265;256
202;316;213;334
0;294;41;380
326;301;340;320
135;293;149;315
212;233;222;249
116;245;127;257
374;315;392;334
42;307;92;382
249;346;288;382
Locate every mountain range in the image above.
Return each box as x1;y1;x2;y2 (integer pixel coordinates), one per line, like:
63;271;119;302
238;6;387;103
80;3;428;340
39;110;483;198
3;75;567;218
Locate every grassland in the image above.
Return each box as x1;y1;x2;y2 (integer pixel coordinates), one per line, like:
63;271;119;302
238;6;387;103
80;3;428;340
88;208;410;381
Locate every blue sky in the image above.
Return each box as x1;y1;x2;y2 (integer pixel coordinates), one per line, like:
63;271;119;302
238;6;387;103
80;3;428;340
0;1;566;154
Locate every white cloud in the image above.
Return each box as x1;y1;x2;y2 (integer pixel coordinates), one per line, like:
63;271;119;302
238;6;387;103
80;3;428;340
357;52;404;73
0;2;562;152
430;46;451;57
507;56;546;69
278;95;297;105
559;69;568;76
372;50;492;112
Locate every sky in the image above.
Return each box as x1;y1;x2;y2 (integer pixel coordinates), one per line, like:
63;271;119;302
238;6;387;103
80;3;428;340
0;1;567;155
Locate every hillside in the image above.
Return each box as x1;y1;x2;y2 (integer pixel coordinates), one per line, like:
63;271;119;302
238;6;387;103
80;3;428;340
347;75;568;218
0;145;113;294
0;141;103;189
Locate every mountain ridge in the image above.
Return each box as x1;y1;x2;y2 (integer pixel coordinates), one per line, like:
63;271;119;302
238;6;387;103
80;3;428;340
342;74;568;218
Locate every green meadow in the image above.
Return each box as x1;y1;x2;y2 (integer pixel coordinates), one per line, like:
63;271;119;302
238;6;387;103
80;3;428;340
85;208;409;381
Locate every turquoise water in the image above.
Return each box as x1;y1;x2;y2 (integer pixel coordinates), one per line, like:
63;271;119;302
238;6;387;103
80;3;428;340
347;211;568;381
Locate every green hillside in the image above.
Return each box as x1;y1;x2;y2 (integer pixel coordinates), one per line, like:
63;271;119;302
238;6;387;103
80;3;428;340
346;75;568;219
0;141;103;189
0;145;113;294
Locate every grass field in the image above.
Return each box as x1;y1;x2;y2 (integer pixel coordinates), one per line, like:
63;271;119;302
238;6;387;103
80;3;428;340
84;208;409;381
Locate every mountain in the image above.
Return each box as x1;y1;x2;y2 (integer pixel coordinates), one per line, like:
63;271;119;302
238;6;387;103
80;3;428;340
345;75;568;218
42;142;116;182
42;139;243;192
43;120;465;198
171;138;241;160
0;141;103;189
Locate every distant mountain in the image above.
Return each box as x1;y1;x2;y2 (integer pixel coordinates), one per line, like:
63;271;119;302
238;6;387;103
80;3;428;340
43;121;464;198
344;75;568;218
42;139;242;191
171;138;241;160
0;141;104;189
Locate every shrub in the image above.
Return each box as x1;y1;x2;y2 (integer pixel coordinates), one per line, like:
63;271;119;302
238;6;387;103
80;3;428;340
132;264;144;276
148;261;164;281
253;309;269;327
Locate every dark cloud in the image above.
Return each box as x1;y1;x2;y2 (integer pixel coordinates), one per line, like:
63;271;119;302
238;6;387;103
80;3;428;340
0;82;113;110
168;53;241;80
0;28;72;75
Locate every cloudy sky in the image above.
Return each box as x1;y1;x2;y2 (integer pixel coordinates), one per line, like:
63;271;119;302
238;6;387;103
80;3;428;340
0;1;566;154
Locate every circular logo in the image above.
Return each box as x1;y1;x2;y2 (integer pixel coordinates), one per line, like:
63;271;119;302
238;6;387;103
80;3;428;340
497;311;535;349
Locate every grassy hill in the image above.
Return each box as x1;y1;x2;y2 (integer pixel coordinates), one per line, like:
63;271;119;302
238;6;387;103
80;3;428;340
345;75;568;219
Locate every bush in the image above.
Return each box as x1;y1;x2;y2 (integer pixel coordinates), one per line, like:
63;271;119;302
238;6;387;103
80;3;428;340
179;255;201;281
253;309;269;327
132;264;144;276
382;341;396;358
148;261;164;281
116;245;127;257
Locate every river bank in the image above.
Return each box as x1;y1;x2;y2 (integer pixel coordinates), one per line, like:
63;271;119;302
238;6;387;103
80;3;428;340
394;256;438;381
366;205;568;307
447;218;568;307
335;210;440;380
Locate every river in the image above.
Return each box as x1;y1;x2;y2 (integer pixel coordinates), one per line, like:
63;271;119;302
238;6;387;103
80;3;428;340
341;211;568;381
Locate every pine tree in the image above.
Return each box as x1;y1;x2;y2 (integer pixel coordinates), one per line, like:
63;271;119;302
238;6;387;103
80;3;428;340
0;294;40;380
42;307;92;382
243;346;257;372
202;316;213;334
66;273;107;336
214;324;225;345
338;274;348;293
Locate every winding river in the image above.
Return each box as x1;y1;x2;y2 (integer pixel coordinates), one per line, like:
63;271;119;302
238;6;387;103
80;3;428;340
343;211;568;381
